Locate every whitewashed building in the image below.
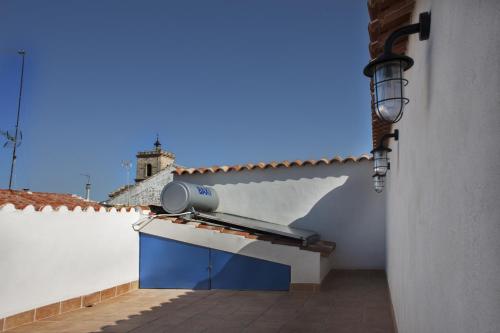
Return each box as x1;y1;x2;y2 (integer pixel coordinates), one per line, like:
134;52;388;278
365;0;500;332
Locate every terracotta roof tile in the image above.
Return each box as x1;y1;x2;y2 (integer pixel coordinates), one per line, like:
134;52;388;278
156;216;335;257
0;189;150;213
173;154;371;175
0;189;102;211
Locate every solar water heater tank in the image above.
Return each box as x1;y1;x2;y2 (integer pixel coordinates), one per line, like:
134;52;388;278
160;181;219;214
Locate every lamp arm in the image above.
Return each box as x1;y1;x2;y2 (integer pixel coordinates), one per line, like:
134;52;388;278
383;23;420;55
383;12;431;56
377;130;399;150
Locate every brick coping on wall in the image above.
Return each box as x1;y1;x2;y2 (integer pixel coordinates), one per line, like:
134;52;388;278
0;280;138;332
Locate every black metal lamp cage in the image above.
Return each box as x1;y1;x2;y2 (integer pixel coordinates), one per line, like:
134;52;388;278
372;146;392;176
371;130;399;193
364;12;431;123
372;174;385;193
371;130;399;177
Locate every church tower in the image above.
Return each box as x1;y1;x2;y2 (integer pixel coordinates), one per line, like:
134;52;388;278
135;135;175;183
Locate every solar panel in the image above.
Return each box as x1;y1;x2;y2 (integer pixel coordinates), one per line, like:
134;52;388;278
193;211;319;246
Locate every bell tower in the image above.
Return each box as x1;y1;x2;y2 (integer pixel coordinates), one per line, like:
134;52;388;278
135;135;175;183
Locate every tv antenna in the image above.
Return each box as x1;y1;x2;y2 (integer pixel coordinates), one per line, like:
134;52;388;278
80;174;91;201
121;160;132;206
5;50;26;190
1;130;22;148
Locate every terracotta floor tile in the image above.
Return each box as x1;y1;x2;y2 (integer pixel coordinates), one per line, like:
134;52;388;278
327;306;365;324
8;270;394;333
279;321;326;333
244;320;284;332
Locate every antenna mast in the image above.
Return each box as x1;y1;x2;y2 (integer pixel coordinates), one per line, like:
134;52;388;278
8;50;26;190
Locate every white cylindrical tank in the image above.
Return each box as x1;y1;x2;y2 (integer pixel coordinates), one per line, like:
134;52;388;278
160;181;219;214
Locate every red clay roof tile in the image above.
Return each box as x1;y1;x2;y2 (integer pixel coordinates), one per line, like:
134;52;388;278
173;154;371;175
0;189;102;211
155;216;335;256
0;189;150;212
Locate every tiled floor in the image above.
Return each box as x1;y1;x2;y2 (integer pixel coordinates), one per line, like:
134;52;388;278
9;270;394;333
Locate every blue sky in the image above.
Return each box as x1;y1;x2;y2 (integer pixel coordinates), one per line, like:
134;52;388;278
0;0;371;201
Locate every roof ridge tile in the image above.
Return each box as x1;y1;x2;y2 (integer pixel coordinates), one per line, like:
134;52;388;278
174;154;371;175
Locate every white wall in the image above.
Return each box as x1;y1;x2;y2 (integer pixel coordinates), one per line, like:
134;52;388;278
0;205;143;318
108;166;174;206
175;160;386;269
385;1;500;332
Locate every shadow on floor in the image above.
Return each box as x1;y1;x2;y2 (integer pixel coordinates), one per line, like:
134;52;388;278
96;270;394;333
9;270;394;333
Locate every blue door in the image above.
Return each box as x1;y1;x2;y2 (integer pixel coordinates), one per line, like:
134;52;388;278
139;233;290;290
139;234;210;289
210;248;290;291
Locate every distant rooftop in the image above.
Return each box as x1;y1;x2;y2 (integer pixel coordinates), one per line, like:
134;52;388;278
0;189;102;211
0;189;148;212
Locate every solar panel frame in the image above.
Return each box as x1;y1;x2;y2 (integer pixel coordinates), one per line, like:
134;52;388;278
193;211;319;246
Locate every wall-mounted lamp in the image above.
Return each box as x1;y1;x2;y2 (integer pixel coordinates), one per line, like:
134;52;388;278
371;130;399;193
364;12;431;123
372;174;385;193
372;147;391;176
371;130;399;176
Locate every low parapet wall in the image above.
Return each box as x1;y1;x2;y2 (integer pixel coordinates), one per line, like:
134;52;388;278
0;204;146;322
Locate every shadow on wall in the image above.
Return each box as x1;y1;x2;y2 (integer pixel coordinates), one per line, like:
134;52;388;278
139;234;293;292
178;163;383;234
175;162;386;269
289;176;385;268
176;164;361;227
192;252;291;292
291;175;359;232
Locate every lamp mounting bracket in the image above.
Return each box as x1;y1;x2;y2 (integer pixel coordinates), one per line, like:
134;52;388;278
372;130;399;153
380;129;399;146
384;12;431;56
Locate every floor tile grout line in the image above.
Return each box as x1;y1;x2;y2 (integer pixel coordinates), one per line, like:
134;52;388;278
128;290;222;332
239;292;288;331
276;292;313;333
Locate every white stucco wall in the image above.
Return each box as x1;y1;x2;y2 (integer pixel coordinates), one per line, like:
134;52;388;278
385;1;500;332
108;166;174;206
175;160;386;270
0;205;143;318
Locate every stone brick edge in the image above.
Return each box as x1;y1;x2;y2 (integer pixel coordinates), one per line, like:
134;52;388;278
0;280;139;332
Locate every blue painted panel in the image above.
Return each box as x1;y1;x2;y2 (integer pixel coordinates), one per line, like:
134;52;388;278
139;233;210;289
210;249;290;291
